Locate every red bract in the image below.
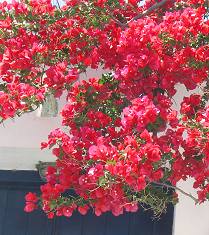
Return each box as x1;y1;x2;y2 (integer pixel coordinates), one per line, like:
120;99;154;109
24;192;38;213
0;0;208;218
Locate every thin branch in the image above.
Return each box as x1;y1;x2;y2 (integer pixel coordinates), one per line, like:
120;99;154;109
108;12;126;28
152;181;199;204
56;0;61;10
110;0;171;28
127;0;170;24
206;0;209;16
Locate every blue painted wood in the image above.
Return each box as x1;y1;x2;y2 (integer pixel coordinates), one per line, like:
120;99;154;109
2;189;28;235
81;212;106;235
0;189;7;235
26;198;54;235
0;171;174;235
153;204;174;235
55;211;83;235
129;209;155;235
105;212;130;235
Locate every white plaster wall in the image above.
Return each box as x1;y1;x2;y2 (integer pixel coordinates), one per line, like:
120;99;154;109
0;71;208;234
173;179;209;235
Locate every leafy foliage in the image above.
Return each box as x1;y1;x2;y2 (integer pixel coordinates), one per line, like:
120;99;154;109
0;0;208;219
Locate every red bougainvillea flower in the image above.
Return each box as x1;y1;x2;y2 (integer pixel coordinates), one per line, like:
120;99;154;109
0;0;208;218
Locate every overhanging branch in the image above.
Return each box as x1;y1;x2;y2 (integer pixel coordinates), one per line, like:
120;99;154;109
152;181;199;204
111;0;171;28
128;0;170;24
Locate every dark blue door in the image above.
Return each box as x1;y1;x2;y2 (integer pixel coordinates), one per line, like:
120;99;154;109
0;171;173;235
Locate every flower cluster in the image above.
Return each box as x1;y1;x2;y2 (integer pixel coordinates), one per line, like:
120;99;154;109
0;0;208;218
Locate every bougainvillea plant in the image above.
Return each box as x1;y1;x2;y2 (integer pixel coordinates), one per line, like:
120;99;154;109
0;0;209;219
